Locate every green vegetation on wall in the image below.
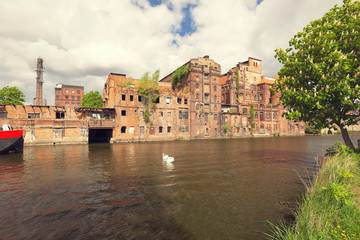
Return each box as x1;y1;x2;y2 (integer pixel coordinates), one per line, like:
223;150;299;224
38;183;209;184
249;103;255;135
138;70;160;123
172;65;189;87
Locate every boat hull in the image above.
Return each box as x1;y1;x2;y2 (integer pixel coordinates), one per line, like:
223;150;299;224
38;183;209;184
0;130;24;154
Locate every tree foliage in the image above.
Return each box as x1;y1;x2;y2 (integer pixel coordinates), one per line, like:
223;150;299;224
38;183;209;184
138;70;160;123
81;91;103;108
0;86;25;105
172;65;189;87
273;0;360;148
249;103;255;136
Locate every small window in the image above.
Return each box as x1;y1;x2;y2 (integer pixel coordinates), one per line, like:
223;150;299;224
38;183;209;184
184;99;188;104
196;83;199;89
159;126;163;133
65;96;69;99
56;95;59;100
122;94;126;101
77;103;80;107
77;90;80;94
167;112;172;118
177;98;182;104
196;104;199;110
154;97;160;103
0;112;8;118
138;96;142;102
121;126;126;133
196;93;199;99
204;104;209;109
72;96;75;100
72;103;75;107
204;113;209;122
72;90;75;94
214;85;216;91
28;113;40;119
159;112;163;117
65;89;69;93
234;117;237;123
77;96;80;100
121;110;126;116
214;114;217;121
129;127;135;134
242;108;247;114
66;103;69;107
166;97;172;104
140;126;145;134
167;126;171;133
130;95;134;101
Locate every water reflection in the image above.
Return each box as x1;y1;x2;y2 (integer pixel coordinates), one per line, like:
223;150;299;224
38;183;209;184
0;134;359;240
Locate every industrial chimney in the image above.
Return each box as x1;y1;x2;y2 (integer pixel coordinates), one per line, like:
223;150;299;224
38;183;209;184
34;58;45;105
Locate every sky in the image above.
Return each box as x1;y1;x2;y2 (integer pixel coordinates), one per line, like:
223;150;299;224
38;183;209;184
0;0;343;105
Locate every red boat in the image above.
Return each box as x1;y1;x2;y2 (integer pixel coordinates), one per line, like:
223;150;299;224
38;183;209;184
0;124;24;154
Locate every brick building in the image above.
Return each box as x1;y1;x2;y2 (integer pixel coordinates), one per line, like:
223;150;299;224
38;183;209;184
55;84;84;107
220;57;304;136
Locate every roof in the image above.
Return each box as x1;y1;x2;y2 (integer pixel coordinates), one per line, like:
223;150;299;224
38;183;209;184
55;84;84;89
258;76;275;85
221;75;228;85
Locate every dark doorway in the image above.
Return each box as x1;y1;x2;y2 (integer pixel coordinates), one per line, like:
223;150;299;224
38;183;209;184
89;129;113;143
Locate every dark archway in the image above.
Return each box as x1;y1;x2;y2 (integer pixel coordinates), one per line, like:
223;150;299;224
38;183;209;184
89;129;113;143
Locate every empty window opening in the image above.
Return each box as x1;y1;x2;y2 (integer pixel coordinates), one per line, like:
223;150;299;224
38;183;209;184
121;110;126;116
121;126;126;133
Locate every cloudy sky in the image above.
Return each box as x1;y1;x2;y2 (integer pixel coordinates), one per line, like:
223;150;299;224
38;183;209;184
0;0;342;105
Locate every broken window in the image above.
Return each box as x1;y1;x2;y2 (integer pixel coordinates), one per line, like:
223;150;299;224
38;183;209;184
130;95;134;101
122;94;126;101
179;111;189;120
138;96;142;102
121;126;126;133
56;112;65;119
121;110;126;116
159;126;163;133
177;98;182;104
0;112;8;118
184;99;188;104
167;126;171;133
129;127;135;134
28;113;40;119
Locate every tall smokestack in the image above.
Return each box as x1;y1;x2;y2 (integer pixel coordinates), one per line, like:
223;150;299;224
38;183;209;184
35;58;44;105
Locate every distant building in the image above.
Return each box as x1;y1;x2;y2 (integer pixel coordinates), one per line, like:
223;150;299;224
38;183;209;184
55;84;84;107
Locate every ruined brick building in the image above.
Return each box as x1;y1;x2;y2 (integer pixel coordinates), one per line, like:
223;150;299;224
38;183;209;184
102;56;304;142
0;55;304;145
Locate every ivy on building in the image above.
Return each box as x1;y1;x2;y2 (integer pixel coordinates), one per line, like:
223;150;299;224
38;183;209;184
249;103;255;136
172;65;189;88
138;70;160;123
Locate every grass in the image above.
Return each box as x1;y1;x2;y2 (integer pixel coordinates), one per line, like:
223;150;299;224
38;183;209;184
267;149;360;239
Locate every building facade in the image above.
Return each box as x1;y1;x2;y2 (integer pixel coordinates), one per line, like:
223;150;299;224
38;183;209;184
55;84;84;107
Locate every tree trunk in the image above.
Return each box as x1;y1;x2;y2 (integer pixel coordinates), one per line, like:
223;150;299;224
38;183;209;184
339;125;354;149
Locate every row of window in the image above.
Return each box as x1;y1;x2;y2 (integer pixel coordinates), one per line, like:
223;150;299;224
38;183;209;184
120;125;189;134
64;89;81;94
56;95;81;101
195;83;217;91
121;94;188;105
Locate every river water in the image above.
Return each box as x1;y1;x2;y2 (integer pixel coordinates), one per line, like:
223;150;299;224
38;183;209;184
1;134;359;240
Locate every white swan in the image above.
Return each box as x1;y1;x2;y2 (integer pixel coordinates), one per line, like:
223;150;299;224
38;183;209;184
162;153;174;163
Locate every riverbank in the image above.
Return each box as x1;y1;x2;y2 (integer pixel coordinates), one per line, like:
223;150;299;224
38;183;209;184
269;151;360;239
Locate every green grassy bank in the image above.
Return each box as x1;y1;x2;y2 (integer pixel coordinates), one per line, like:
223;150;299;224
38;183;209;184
269;148;360;239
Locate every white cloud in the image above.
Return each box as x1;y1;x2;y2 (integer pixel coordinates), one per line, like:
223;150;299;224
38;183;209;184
0;0;342;105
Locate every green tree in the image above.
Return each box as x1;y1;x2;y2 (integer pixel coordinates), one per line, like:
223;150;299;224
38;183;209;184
81;91;103;108
0;86;25;105
138;70;160;123
273;0;360;149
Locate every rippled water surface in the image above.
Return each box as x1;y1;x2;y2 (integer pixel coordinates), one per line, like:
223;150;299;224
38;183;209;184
1;135;359;240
